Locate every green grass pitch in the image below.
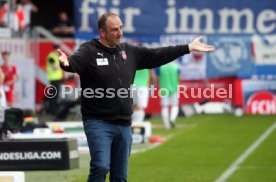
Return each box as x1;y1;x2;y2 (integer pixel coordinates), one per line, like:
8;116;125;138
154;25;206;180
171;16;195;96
25;114;276;182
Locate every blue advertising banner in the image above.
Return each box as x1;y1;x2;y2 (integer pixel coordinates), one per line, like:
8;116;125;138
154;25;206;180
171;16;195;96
73;0;276;80
251;35;276;79
74;0;276;36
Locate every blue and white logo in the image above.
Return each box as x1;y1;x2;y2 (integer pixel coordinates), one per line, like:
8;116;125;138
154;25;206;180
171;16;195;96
207;36;252;78
210;38;247;72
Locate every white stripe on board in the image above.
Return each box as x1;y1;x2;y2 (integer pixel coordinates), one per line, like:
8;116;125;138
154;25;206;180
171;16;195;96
215;122;276;182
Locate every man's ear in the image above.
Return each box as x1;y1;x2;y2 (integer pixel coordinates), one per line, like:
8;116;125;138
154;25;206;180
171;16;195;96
99;29;106;38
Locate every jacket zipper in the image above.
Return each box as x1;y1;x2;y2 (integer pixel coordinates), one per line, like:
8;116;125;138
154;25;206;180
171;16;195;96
113;54;123;86
113;54;123;113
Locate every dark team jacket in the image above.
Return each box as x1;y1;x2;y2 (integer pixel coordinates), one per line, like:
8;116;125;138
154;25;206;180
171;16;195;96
61;39;190;123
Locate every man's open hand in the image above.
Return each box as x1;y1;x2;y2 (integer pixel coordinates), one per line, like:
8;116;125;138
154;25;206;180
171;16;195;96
188;36;216;52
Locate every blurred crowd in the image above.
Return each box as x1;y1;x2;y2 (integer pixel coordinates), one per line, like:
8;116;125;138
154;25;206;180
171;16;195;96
0;0;74;38
0;0;38;37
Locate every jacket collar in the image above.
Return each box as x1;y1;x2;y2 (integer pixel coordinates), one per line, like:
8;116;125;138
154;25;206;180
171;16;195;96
91;39;121;54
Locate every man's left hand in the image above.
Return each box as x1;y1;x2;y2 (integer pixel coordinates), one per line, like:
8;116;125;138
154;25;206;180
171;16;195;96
188;36;216;52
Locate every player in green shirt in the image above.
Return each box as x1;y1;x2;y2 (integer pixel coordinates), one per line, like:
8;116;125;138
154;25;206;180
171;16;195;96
132;69;151;122
156;61;180;129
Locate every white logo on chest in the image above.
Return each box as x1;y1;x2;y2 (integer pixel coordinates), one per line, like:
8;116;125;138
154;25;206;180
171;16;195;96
96;58;109;66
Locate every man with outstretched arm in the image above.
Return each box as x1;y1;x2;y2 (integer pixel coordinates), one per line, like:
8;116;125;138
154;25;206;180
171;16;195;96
58;12;215;182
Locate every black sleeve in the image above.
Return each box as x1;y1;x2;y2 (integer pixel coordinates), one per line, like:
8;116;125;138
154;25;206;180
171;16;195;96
60;62;75;72
65;44;90;74
131;44;190;70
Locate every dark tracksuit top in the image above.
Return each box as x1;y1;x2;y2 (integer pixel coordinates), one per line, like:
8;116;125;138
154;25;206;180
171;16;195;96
61;39;190;124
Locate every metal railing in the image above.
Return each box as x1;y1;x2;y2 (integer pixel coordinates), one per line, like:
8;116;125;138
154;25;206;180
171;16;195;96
32;26;74;55
31;26;76;85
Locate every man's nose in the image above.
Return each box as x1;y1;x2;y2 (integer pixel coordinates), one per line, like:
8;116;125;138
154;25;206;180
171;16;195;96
117;31;122;37
118;28;123;36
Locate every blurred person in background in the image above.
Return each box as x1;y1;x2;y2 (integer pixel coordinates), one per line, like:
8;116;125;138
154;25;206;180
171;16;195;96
0;1;8;27
0;1;20;34
1;51;19;107
46;44;64;116
131;41;155;123
52;11;74;37
131;69;153;122
57;12;215;182
18;0;38;37
0;67;7;108
0;0;26;37
156;61;181;129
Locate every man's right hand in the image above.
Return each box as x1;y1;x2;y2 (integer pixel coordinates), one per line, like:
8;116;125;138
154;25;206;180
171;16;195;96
57;49;70;66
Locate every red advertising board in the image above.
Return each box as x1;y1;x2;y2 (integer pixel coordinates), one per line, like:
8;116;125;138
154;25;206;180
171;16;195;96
246;91;276;114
